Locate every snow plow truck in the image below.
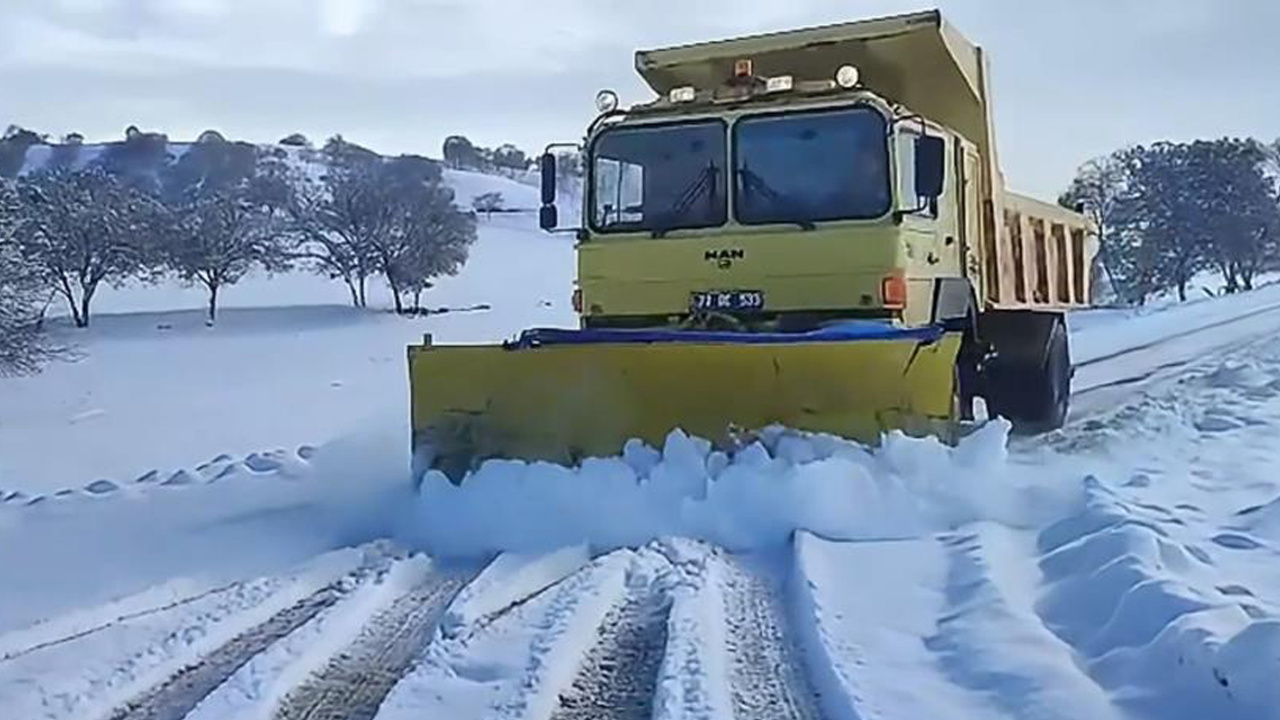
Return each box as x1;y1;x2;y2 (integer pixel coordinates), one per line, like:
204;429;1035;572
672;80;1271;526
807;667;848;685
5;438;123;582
409;9;1095;481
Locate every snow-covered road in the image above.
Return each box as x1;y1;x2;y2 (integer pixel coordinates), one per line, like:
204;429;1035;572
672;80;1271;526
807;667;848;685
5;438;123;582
1071;293;1280;418
4;318;1280;719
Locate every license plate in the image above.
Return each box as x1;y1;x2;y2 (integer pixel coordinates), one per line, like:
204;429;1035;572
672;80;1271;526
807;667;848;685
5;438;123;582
690;290;765;313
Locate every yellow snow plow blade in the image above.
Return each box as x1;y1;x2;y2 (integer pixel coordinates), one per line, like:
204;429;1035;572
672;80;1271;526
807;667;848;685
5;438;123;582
409;327;961;481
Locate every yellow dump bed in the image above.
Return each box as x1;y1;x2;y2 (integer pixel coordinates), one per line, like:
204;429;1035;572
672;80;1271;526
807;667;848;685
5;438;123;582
634;9;1094;311
635;10;990;159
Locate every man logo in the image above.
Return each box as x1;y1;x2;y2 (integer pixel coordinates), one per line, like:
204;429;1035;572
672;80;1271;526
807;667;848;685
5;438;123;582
704;248;744;269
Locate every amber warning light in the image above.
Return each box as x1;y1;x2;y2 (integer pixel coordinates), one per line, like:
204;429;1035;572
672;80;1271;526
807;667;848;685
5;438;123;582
733;58;753;78
881;275;907;308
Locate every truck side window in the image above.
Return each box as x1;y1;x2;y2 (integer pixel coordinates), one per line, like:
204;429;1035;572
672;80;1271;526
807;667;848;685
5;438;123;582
594;157;645;226
588;120;727;234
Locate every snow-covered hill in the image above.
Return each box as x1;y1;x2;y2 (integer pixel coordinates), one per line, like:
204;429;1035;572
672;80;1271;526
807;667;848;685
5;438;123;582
11;136;541;208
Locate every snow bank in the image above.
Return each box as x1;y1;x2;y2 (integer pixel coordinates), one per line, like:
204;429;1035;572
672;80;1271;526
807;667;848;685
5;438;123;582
408;420;1081;557
0;425;413;633
787;531;970;720
1036;476;1279;718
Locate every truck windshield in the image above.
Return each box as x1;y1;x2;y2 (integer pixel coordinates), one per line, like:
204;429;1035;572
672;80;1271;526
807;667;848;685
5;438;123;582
734;107;891;225
590;120;726;234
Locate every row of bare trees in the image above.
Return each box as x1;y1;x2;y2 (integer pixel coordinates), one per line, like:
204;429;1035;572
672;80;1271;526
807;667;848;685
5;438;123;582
293;140;474;313
1062;138;1280;304
0;130;477;375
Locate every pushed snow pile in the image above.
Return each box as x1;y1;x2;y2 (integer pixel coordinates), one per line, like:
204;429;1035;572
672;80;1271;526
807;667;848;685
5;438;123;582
1035;477;1280;717
411;420;1076;556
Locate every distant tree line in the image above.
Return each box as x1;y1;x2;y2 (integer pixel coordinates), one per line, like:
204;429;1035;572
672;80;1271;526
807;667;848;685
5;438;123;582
441;134;583;186
0;125;477;375
441;135;534;176
1062;137;1280;305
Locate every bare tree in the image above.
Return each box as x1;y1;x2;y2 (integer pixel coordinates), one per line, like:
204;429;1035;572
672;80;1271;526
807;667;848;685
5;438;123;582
380;183;476;314
472;191;504;217
1061;151;1135;303
164;190;292;324
160;140;294;323
0;182;59;374
363;154;475;314
48;133;85;172
12;169;159;327
443;135;480;169
1064;138;1280;304
289;149;383;308
290;140;476;312
1196;139;1279;293
98;127;171;194
0;126;45;179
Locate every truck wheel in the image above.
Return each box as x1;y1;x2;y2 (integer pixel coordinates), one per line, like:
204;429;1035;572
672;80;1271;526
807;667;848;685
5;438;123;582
956;331;983;422
984;316;1071;433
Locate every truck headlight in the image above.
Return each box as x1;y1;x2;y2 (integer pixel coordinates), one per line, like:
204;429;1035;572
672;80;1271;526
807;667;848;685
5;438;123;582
835;65;861;89
595;89;620;113
669;86;697;103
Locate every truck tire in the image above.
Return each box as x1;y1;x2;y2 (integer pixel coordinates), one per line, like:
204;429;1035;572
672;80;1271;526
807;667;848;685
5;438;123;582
982;314;1070;433
955;320;983;422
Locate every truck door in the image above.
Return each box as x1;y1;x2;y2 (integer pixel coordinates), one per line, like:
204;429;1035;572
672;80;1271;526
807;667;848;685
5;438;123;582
960;146;984;299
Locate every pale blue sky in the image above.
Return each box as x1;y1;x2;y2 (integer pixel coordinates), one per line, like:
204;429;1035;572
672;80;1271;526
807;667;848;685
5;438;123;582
1;0;1277;198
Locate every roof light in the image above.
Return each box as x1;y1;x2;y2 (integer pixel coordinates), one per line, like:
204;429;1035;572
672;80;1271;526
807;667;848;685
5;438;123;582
733;58;754;78
595;89;620;114
765;75;794;93
835;64;861;89
669;86;697;103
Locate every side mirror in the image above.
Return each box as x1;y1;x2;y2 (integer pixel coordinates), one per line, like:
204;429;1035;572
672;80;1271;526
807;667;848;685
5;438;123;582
914;135;945;199
540;153;557;205
539;152;558;232
539;204;559;231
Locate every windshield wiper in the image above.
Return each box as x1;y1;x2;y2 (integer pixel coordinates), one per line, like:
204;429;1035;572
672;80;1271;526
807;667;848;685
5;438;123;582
737;167;816;231
651;162;720;238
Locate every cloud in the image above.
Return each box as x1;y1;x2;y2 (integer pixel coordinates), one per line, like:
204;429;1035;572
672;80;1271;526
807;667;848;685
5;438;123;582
2;0;1279;197
318;0;377;37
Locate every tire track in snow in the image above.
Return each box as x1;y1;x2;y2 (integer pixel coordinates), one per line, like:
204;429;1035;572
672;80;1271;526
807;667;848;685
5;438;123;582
270;569;471;720
103;578;358;720
0;580;247;664
484;549;645;720
922;527;1123;720
1073;299;1280;371
549;588;671;720
721;555;826;720
1071;302;1280;418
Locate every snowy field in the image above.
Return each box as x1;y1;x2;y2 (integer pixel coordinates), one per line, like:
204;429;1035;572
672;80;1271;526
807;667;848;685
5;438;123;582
3;169;1280;719
0;171;574;493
